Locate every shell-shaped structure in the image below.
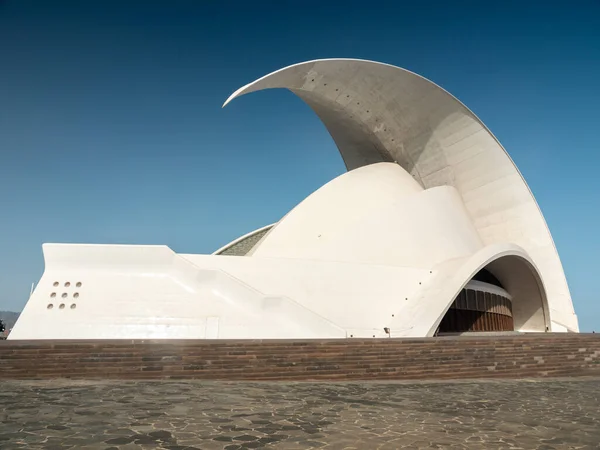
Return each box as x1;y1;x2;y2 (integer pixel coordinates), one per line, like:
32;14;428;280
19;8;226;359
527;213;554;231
225;59;578;333
9;59;577;340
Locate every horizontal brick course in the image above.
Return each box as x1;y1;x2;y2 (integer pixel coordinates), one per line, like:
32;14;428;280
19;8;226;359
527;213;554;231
1;334;599;381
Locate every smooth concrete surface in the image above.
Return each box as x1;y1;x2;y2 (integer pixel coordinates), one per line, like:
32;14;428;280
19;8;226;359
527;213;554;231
225;58;577;332
9;244;347;340
252;163;483;269
10;58;578;340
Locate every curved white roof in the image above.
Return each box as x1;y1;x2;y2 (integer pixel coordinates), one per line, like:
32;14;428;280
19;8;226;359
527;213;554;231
225;58;577;330
9;59;578;341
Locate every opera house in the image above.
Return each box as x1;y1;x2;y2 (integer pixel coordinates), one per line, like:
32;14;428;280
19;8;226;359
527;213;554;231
9;59;579;340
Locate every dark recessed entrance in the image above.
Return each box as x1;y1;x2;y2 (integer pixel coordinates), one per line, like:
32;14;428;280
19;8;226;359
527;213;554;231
438;269;514;333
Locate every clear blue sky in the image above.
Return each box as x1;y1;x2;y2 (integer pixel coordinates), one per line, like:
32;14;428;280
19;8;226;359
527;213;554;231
1;1;599;330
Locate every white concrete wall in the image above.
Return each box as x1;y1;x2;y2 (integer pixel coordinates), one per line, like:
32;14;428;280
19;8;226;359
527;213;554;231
390;243;550;336
11;241;550;340
11;239;552;340
11;240;437;340
253;163;483;269
226;58;578;332
183;253;432;338
9;244;346;340
11;163;556;340
10;60;577;339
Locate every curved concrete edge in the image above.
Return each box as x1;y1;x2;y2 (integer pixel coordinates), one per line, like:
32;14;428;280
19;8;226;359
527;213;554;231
224;58;437;107
223;58;577;332
223;59;534;194
250;163;485;268
212;224;276;255
222;59;537;205
390;243;549;337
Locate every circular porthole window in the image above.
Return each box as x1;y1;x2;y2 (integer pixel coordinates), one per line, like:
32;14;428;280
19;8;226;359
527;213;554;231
47;304;53;309
59;304;65;309
76;282;82;288
53;281;59;287
73;293;79;299
61;293;68;298
50;293;56;298
70;304;76;309
64;282;71;287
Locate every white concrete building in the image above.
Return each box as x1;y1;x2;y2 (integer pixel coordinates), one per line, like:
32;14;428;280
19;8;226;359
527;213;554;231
10;59;578;340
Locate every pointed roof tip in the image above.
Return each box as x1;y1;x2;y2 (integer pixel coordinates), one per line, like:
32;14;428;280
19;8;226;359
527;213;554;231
221;95;234;108
221;59;401;109
222;83;252;108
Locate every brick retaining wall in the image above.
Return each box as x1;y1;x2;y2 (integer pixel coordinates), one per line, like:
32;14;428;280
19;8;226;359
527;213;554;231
1;334;599;381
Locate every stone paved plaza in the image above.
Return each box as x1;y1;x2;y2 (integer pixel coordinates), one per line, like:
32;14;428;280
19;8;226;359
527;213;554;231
1;378;599;449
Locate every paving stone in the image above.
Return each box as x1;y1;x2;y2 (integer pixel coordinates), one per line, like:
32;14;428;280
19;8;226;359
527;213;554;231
104;436;135;444
0;378;599;448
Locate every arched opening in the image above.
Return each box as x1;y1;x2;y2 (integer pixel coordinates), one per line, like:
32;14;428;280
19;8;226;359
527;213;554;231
438;269;514;333
437;256;549;334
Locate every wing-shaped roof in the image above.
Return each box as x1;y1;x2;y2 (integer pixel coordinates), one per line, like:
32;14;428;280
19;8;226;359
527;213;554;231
224;59;577;330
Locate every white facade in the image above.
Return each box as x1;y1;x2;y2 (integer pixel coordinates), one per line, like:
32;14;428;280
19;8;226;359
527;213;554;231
9;59;578;340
